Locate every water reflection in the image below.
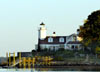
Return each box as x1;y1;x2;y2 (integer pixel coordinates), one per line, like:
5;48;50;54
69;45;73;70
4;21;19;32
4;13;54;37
18;67;100;71
1;67;100;72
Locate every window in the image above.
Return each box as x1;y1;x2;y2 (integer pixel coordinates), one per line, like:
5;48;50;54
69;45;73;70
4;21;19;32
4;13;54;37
75;46;78;50
72;45;74;49
48;37;53;42
59;38;64;42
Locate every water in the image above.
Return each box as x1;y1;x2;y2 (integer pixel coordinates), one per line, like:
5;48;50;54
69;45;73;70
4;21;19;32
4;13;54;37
0;69;95;72
0;69;67;72
0;67;100;72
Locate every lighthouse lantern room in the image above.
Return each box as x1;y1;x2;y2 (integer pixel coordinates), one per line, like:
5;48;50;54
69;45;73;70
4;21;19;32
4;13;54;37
38;22;46;40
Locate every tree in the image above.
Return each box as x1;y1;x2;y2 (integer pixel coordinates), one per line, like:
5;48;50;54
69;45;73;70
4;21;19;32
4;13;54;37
78;10;100;54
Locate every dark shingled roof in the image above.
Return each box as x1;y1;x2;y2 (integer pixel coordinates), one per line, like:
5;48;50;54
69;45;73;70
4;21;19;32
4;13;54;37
39;36;66;44
40;22;45;25
67;41;81;44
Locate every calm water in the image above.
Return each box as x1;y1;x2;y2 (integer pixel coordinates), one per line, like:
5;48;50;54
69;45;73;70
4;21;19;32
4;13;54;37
0;69;69;72
0;69;95;72
0;67;99;72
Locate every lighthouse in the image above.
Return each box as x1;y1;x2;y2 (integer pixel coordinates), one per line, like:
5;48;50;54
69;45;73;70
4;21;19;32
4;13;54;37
38;22;46;40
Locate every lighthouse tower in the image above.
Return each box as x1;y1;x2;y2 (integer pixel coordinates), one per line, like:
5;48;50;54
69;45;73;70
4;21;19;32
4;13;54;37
38;22;46;40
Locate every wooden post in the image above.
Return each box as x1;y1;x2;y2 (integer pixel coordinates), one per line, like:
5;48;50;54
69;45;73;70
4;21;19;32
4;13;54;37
19;52;22;68
9;53;11;66
32;58;35;67
6;52;8;66
23;57;26;69
28;57;31;69
13;52;15;67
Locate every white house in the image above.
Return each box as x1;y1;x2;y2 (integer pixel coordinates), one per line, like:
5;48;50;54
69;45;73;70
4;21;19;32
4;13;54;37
36;22;82;51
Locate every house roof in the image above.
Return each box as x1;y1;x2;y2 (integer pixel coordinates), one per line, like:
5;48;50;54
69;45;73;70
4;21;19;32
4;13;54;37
67;41;81;44
39;36;66;44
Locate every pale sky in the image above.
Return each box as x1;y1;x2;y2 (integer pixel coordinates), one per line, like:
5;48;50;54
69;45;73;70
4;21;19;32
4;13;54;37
0;0;100;57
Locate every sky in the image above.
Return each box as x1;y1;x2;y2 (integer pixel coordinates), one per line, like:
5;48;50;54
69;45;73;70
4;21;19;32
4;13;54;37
0;0;100;57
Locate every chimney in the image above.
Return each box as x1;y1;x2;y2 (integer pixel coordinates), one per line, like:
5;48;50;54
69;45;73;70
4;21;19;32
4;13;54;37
53;32;56;37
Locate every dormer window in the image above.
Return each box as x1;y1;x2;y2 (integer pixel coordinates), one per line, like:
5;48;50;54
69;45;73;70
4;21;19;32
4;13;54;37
59;38;64;42
48;37;53;42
